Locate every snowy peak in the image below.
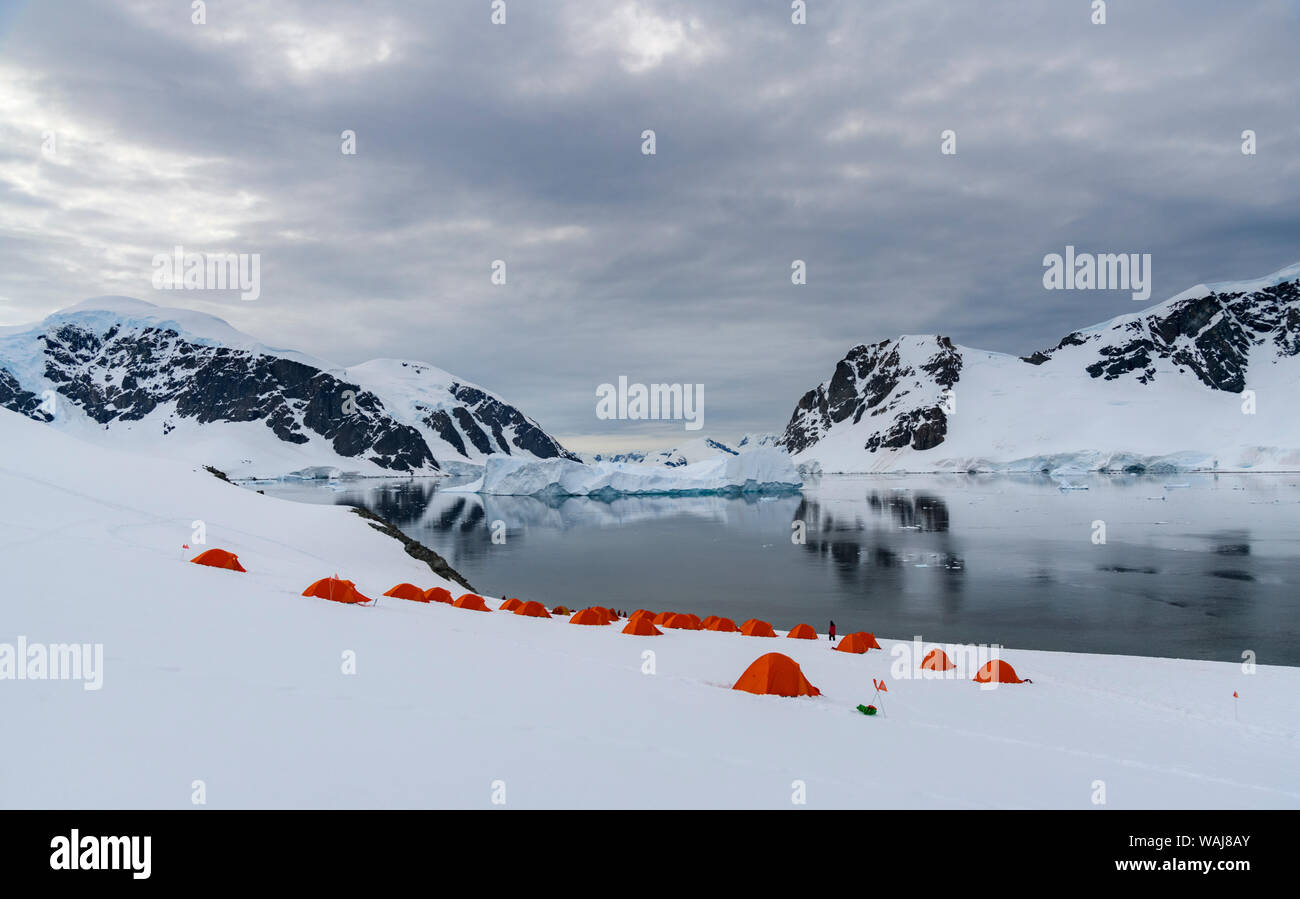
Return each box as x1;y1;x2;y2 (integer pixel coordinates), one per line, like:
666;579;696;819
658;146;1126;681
12;295;326;368
0;298;575;476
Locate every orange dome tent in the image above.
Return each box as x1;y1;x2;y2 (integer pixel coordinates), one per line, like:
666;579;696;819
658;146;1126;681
552;605;573;616
569;608;610;626
384;583;429;602
662;613;700;630
453;594;492;611
630;609;655;620
732;653;821;698
700;615;720;628
601;607;621;621
191;548;246;572
740;619;777;637
921;648;956;671
515;600;552;618
302;577;371;605
499;597;523;612
835;632;881;654
786;623;818;640
622;617;663;636
706;617;739;633
424;587;454;605
973;660;1030;684
652;611;676;626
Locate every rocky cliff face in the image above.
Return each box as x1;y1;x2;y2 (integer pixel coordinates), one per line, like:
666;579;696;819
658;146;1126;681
1023;277;1300;393
779;336;961;456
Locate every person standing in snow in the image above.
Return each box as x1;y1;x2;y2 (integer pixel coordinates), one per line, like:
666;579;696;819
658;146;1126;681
829;620;836;643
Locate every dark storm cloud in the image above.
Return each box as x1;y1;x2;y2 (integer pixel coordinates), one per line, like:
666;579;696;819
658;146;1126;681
1;0;1297;450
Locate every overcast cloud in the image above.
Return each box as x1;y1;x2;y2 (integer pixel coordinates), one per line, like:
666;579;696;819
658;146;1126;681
1;0;1298;451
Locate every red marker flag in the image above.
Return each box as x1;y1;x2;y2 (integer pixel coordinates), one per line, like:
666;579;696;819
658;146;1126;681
874;679;889;693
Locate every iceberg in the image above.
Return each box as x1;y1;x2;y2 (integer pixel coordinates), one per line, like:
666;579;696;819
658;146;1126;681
447;447;802;497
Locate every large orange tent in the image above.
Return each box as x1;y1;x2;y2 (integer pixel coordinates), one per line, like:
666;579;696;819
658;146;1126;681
706;617;739;633
630;609;655;621
921;648;956;671
662;613;700;630
732;653;821;697
384;583;429;602
302;577;371;605
973;660;1029;684
700;615;721;629
835;632;881;654
453;594;492;611
190;548;246;572
499;597;523;612
652;611;676;626
621;617;663;636
600;607;621;621
569;608;610;626
424;587;454;604
514;600;552;618
740;619;777;637
786;623;818;640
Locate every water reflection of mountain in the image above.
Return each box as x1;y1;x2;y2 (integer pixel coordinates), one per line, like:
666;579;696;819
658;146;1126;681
796;492;965;585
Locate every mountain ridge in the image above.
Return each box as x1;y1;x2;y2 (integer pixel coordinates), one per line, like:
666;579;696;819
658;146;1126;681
0;297;578;477
777;261;1300;473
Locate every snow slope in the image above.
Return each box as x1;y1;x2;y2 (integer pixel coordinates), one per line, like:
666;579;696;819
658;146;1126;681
451;447;802;496
2;408;1297;808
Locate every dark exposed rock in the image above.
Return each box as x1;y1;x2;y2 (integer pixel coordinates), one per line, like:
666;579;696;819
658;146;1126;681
1030;278;1298;393
778;336;962;456
0;368;53;422
349;506;475;592
444;383;580;461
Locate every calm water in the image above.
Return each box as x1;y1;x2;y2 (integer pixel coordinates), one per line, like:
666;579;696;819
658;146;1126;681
254;473;1300;665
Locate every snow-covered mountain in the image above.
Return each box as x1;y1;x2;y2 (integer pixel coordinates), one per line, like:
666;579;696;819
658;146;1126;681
583;436;747;467
0;296;577;477
778;262;1300;473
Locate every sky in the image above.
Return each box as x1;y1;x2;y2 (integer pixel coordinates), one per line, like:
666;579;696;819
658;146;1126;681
1;0;1298;452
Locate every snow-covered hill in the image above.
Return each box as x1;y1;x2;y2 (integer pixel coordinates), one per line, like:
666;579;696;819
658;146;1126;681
2;408;1296;808
779;263;1300;473
0;297;576;478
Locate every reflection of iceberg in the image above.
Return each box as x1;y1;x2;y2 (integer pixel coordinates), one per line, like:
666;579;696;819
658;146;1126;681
447;448;802;497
